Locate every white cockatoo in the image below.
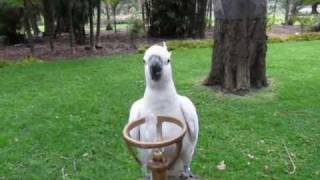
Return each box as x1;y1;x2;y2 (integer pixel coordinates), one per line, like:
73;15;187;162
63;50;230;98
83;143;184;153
128;42;199;178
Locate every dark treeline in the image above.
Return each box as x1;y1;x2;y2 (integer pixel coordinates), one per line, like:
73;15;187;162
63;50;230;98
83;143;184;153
0;0;319;55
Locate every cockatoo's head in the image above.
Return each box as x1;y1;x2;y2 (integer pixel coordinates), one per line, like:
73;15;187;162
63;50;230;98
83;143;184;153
143;42;172;87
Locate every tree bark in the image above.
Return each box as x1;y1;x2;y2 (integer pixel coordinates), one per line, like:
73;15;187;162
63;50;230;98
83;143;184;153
95;0;101;47
42;0;55;51
288;1;298;25
204;0;268;95
113;6;117;33
31;14;40;37
312;3;319;14
194;0;208;38
141;0;146;32
284;0;290;25
89;0;96;51
272;0;279;25
68;0;76;54
208;0;213;28
24;0;34;56
105;3;113;30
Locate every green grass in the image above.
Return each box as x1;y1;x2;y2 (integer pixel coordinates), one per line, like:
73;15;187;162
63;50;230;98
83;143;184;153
1;41;320;179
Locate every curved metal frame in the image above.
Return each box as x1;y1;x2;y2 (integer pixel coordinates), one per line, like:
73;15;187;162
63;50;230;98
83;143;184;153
123;116;187;168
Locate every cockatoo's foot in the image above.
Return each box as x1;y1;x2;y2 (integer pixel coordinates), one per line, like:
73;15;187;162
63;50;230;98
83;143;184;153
180;165;194;179
144;175;151;180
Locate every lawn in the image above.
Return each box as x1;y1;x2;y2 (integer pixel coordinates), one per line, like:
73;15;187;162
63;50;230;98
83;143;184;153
0;41;320;179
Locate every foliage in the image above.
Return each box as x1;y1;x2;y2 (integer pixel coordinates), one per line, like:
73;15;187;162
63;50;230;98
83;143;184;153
0;0;24;44
0;41;320;179
128;19;144;39
294;16;314;32
0;57;42;68
286;32;320;40
147;0;207;38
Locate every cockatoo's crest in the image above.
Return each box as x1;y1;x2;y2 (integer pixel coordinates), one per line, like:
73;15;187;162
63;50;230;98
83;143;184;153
163;41;167;51
143;43;171;63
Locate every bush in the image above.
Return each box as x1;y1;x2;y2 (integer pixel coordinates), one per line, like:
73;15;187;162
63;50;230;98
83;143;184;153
311;15;320;32
0;57;43;69
268;37;286;43
287;33;320;41
0;1;24;44
294;16;313;33
129;19;144;39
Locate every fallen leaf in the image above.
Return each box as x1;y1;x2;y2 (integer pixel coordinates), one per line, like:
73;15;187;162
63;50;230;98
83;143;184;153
217;160;226;171
248;154;255;159
82;153;89;157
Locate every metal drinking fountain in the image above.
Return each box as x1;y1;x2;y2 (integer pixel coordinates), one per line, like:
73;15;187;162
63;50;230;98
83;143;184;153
123;116;187;180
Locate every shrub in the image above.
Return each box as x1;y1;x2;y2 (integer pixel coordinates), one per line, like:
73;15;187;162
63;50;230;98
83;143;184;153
294;16;314;33
0;1;24;44
0;57;43;69
129;19;144;39
287;33;320;41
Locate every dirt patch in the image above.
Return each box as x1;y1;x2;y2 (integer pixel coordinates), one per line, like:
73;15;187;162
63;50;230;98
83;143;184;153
0;25;304;61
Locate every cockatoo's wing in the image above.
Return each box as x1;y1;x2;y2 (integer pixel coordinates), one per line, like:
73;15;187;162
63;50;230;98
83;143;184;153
179;96;199;145
128;99;143;140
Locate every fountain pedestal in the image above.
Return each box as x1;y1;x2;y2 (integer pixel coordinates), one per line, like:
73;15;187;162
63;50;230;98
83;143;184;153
123;116;188;180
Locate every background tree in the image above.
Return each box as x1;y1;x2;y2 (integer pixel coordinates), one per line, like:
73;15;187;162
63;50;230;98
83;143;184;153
96;0;102;48
304;0;320;14
67;0;76;53
88;0;96;51
0;0;24;44
145;0;208;38
23;0;35;55
107;0;121;33
104;1;113;30
204;0;268;94
42;0;55;51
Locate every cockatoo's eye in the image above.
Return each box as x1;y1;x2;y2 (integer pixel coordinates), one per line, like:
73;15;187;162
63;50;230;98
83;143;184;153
167;59;170;63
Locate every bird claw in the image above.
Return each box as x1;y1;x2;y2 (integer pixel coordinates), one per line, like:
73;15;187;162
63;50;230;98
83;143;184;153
180;166;194;179
180;173;194;179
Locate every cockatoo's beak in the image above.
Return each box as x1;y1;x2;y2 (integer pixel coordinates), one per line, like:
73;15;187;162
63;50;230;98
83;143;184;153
149;55;163;81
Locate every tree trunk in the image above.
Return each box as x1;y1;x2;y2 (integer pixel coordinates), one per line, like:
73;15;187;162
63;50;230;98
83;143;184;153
68;0;76;54
141;0;146;32
96;0;101;48
89;0;96;51
312;3;319;14
113;6;117;33
31;14;40;37
204;0;268;95
24;0;34;56
288;1;298;25
272;0;279;25
105;4;113;30
194;0;208;38
284;0;290;25
208;0;213;28
42;0;55;51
